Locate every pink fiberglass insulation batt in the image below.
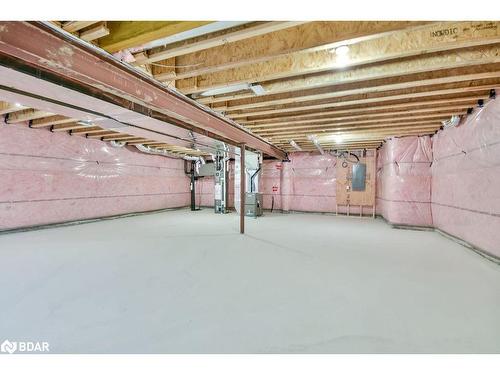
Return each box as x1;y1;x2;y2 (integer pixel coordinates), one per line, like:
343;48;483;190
0;122;190;230
261;153;337;213
376;136;433;227
432;98;500;258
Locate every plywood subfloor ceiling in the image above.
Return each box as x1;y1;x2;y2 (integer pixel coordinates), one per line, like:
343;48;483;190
52;21;500;154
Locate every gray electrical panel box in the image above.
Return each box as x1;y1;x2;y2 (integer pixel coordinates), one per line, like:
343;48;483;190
245;192;263;217
352;163;366;191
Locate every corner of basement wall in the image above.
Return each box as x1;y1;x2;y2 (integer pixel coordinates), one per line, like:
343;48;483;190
431;96;500;258
0;119;191;230
376;135;433;227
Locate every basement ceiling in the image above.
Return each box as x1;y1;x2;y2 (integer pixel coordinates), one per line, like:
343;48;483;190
20;21;500;153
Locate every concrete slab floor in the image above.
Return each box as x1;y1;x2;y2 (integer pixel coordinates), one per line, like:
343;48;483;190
0;208;499;354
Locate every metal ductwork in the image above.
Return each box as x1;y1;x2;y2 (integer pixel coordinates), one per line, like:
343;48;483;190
442;115;461;129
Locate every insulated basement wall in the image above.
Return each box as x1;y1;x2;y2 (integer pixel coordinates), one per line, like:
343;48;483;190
376;136;433;226
261;153;337;212
0;122;190;230
260;152;375;214
432;98;500;258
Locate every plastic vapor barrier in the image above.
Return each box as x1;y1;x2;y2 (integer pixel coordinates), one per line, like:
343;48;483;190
0;122;190;230
432;98;500;258
261;153;337;213
376;136;433;227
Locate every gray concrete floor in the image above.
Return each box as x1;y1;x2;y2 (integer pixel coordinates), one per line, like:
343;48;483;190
0;208;499;353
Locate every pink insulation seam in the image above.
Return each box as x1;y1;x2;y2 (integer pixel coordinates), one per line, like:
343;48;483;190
432;97;500;258
376;136;433;227
0;122;190;230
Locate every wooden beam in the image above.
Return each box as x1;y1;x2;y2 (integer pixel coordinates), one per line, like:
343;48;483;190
213;69;500;112
62;21;101;33
239;104;476;126
70;127;104;134
262;120;444;139
251;113;463;134
30;115;77;128
134;21;305;66
177;21;500;94
235;96;488;121
6;109;53;123
285;140;384;148
79;22;110;42
0;101;26;115
228;88;494;119
159;21;428;84
198;45;500;105
50;123;94;132
269;127;440;142
87;131;119;138
286;143;384;151
101;135;141;141
98;21;214;53
125;140;164;145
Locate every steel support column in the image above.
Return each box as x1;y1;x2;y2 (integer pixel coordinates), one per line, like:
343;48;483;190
240;143;246;234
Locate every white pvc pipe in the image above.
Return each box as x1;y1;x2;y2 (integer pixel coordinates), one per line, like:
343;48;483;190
134;144;201;161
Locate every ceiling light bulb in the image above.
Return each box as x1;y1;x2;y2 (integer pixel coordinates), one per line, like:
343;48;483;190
14;102;22;107
335;45;350;56
334;135;343;144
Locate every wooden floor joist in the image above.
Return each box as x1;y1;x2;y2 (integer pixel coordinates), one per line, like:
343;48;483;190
212;71;500;112
238;105;478;126
62;21;101;33
0;101;26;115
227;90;493;119
50;123;95;132
98;21;215;53
86;131;119;139
176;21;500;94
79;22;110;42
30;115;77;128
265;123;443;141
136;21;305;67
157;21;426;84
6;109;54;123
248;113;464;132
197;45;500;104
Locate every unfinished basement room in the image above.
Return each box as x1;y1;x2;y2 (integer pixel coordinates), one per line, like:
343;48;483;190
1;8;500;364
